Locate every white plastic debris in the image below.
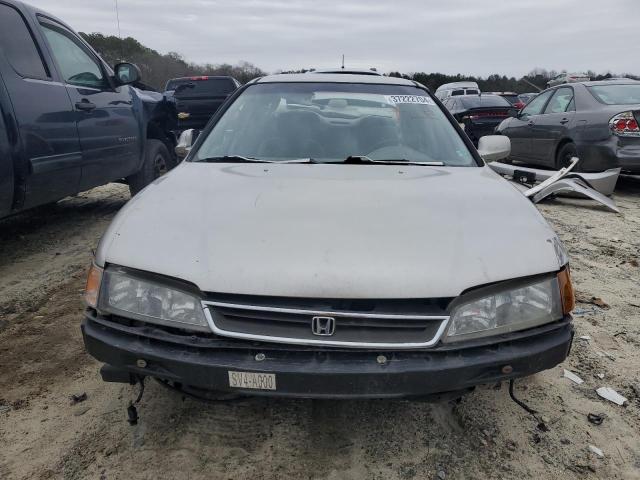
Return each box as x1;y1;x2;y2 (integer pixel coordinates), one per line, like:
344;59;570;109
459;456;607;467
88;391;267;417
596;387;628;406
589;445;604;457
524;157;579;197
579;335;591;341
596;373;605;379
563;369;584;385
596;350;615;360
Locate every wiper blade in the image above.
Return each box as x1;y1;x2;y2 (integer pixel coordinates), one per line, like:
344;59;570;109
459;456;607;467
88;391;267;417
198;156;320;164
277;158;320;164
198;155;274;164
339;156;445;166
380;160;445;166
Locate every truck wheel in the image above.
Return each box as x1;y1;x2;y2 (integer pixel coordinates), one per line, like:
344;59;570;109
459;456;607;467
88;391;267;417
127;139;175;196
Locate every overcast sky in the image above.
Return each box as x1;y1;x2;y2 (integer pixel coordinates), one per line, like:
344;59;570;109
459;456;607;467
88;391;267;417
28;0;639;77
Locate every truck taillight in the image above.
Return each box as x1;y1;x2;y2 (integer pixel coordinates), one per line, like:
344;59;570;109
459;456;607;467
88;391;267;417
609;111;640;137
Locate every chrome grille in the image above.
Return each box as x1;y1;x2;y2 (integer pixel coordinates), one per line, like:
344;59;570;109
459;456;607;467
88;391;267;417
202;299;449;349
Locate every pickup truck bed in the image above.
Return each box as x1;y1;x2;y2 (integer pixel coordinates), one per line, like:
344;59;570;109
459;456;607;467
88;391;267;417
165;76;239;131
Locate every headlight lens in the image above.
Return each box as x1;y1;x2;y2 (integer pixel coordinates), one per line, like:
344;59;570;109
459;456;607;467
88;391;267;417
99;267;209;332
444;276;562;342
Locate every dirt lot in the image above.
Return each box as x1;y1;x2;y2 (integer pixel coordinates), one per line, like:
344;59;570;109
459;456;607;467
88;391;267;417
1;179;639;480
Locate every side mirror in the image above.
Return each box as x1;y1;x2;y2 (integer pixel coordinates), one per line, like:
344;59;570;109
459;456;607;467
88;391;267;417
175;129;195;159
113;63;141;85
477;135;511;162
508;108;519;118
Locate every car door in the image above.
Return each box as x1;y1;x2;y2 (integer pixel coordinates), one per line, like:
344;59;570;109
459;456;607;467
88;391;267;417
499;90;553;162
0;79;13;217
0;3;81;210
38;18;142;191
529;87;576;167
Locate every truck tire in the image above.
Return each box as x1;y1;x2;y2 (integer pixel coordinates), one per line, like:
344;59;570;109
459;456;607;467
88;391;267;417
127;139;175;196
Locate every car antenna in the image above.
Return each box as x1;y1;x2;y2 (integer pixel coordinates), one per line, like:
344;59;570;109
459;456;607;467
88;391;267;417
341;54;345;70
114;0;124;62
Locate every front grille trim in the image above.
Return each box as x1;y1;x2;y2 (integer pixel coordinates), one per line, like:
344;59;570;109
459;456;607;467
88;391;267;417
201;300;450;349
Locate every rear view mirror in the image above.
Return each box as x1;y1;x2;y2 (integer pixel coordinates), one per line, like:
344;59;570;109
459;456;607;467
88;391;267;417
508;108;519;118
477;135;511;162
114;63;141;85
175;129;195;159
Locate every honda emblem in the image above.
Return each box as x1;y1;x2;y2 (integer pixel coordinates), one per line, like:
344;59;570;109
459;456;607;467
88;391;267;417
311;316;336;336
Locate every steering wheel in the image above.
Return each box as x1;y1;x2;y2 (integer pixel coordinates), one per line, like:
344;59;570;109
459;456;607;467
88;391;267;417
258;136;326;159
69;72;101;85
364;139;403;157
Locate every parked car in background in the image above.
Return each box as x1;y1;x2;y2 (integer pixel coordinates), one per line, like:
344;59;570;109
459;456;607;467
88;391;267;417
488;92;525;110
83;73;575;402
496;79;640;172
435;81;480;100
546;73;590;89
443;94;514;146
164;76;240;132
518;92;538;105
0;0;178;219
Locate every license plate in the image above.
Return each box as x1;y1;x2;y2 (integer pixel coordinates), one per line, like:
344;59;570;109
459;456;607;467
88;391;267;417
228;371;276;390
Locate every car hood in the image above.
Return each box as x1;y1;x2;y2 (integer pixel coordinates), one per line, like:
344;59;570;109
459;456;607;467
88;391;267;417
97;162;567;299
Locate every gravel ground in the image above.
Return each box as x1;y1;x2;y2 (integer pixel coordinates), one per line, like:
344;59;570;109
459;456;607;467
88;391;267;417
0;178;639;480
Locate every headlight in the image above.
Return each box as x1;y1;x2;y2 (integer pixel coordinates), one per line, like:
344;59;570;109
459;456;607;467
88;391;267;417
98;267;209;332
444;276;563;342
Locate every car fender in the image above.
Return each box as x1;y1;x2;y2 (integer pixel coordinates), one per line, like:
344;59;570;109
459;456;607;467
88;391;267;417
130;87;177;172
495;117;511;133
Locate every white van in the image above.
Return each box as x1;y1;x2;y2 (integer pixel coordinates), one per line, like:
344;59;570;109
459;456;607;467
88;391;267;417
435;81;480;100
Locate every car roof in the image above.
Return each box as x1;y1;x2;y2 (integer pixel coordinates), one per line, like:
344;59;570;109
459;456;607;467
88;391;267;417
310;68;382;76
254;73;419;86
167;76;237;82
580;78;640;87
436;81;479;91
8;0;75;32
555;72;588;76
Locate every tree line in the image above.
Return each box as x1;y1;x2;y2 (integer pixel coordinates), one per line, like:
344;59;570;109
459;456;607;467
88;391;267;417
80;33;266;90
81;32;638;93
389;69;639;93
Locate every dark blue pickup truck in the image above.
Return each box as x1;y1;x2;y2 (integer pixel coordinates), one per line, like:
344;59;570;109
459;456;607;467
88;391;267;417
0;0;177;219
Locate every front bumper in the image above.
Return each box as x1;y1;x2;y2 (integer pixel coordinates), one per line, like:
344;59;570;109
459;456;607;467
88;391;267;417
82;310;573;399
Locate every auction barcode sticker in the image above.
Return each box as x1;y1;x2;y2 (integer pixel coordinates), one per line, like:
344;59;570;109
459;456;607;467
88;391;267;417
385;95;435;105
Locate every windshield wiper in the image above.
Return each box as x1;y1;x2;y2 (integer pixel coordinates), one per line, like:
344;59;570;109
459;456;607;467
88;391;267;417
197;155;274;163
337;156;445;166
198;156;320;164
277;158;320;164
197;156;442;166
